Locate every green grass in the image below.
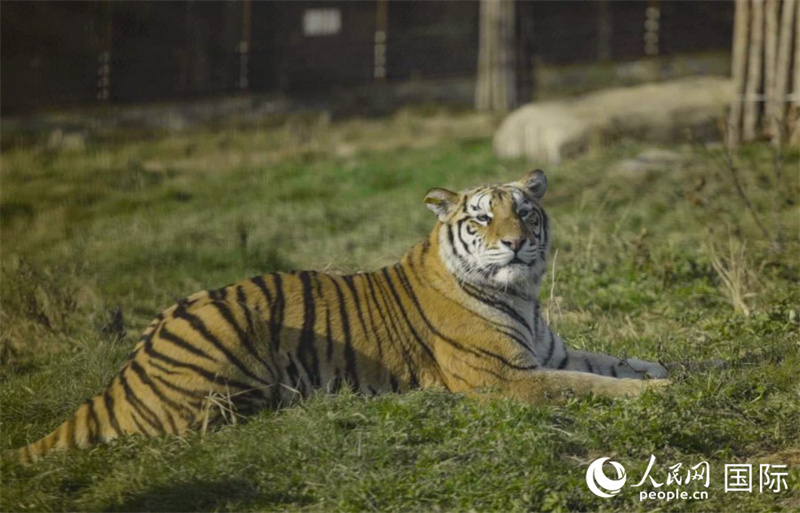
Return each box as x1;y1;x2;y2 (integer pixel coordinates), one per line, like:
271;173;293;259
1;111;799;512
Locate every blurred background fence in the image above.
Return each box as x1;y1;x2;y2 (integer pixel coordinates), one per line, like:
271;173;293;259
2;0;735;117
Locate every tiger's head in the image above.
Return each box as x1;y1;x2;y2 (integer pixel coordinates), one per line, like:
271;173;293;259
424;170;549;295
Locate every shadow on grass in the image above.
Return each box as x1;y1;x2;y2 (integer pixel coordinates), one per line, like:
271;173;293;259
111;477;313;512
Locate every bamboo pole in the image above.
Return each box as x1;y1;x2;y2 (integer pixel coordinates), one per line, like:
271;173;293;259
728;0;750;147
743;0;764;142
774;0;797;145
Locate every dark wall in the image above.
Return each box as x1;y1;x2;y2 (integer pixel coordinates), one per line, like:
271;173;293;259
1;1;735;117
251;1;377;92
110;1;241;102
387;1;479;80
1;2;101;114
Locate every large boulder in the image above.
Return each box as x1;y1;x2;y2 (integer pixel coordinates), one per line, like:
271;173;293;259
494;76;733;164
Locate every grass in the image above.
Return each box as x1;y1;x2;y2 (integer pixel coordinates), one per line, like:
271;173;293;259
1;110;799;512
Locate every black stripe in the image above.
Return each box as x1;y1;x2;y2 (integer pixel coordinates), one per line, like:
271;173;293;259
149;359;182;376
380;267;436;361
449;371;474;387
119;371;165;434
85;399;101;445
250;275;273;307
329;276;359;391
367;272;419;388
236;286;255;333
143;342;256;392
297;271;321;388
158;324;217;362
341;275;374;358
270;274;285;352
611;365;618;378
164;406;179;435
461;282;530;330
172;306;270;386
130;360;195;424
456;219;473;255
421;239;431;255
361;274;397;371
152;375;204;411
102;385;124;437
446;222;456;251
129;414;150;437
585;358;594;374
65;416;77;449
211;299;271;373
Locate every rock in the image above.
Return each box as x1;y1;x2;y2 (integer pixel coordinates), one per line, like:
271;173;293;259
611;147;687;177
494;76;733;164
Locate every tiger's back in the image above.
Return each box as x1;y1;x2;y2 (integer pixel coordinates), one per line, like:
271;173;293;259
16;263;451;463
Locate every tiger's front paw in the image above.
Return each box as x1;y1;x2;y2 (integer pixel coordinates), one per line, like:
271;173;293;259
625;358;669;379
621;377;670;398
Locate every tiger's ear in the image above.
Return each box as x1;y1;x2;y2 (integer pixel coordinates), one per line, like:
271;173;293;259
424;188;458;221
521;169;548;200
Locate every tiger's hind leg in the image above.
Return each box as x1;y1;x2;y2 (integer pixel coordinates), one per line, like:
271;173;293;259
129;295;281;432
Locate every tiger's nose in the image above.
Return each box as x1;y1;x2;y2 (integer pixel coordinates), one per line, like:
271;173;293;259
501;238;523;252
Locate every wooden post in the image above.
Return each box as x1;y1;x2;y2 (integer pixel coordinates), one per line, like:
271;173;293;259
743;0;764;142
476;0;516;113
238;0;252;91
774;0;797;145
728;0;750;147
644;1;661;56
598;0;612;62
96;0;113;102
374;0;388;81
763;0;779;139
790;0;800;145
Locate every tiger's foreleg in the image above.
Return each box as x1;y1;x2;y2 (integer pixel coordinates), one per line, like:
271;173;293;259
560;349;669;379
474;369;669;406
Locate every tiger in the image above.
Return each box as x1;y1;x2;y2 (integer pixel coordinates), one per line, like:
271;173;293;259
10;169;668;464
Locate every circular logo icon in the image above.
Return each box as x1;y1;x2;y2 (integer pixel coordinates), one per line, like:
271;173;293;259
586;457;627;498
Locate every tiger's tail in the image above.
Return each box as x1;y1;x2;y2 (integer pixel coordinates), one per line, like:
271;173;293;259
11;384;138;465
9;356;214;465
